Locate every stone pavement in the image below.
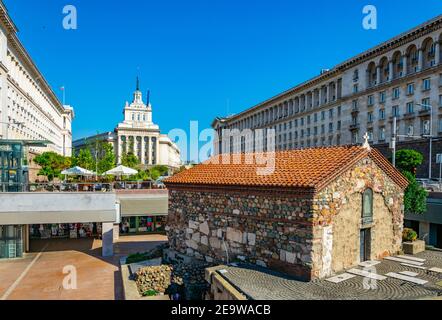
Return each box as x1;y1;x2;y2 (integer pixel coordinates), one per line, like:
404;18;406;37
0;234;167;300
216;251;442;300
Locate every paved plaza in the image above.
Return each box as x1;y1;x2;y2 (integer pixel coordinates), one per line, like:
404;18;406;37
0;235;167;300
216;251;442;300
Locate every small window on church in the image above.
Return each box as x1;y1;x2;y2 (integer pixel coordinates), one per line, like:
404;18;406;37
138;114;140;121
362;189;373;224
132;114;135;121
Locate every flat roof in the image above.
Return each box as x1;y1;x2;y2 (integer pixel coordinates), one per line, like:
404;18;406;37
0;139;50;147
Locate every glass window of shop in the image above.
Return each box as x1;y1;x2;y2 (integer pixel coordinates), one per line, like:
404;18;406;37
0;225;23;259
0;141;27;192
121;216;166;234
29;223;102;240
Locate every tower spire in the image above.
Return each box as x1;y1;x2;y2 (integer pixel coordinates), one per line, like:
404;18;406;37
136;76;140;91
147;89;150;106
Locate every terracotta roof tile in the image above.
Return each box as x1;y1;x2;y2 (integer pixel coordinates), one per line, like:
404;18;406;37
165;145;409;191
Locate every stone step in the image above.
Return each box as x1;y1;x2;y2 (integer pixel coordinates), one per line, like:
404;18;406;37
386;272;428;285
429;267;442;274
347;268;387;281
400;263;427;270
358;260;381;268
399;271;419;277
397;255;426;263
384;256;424;266
326;273;356;284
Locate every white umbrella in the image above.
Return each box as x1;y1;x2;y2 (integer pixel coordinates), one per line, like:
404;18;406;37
104;165;138;177
61;166;95;176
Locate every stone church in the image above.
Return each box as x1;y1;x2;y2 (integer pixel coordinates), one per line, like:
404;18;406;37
164;143;409;280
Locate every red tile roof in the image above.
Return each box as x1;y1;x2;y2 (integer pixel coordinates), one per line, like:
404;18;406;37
165;145;409;191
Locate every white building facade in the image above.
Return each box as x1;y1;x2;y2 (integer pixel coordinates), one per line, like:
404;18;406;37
213;16;442;162
73;81;181;170
0;2;74;157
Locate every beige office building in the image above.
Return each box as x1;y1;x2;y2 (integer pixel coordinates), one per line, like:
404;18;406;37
213;15;442;170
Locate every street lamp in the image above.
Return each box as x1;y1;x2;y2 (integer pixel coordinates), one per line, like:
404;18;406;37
415;103;433;180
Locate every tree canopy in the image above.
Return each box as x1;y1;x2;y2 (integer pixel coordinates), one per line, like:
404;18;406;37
33;152;71;181
395;149;424;174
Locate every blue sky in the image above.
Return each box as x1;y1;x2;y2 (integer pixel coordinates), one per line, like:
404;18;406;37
4;0;442;160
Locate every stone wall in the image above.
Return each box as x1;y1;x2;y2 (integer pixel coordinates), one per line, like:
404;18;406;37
166;189;316;280
312;158;404;278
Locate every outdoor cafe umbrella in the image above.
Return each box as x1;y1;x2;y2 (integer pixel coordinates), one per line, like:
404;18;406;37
103;165;138;177
61;166;95;176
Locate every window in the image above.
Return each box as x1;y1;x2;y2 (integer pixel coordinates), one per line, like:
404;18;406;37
379;109;386;120
314;127;318;135
352;100;358;110
314;113;318;122
421;98;431;110
329;109;334;119
367;130;373;141
423;78;431;91
353;84;359;93
367;95;374;106
440;95;442;107
407;124;414;136
337;121;342;131
362;189;374;225
337;106;342;117
321;111;326;121
321;124;325;134
329;123;333;133
353;69;359;81
439;118;442;133
422;120;431;135
368;112;374;123
379;91;386;103
407;83;415;95
406;102;414;114
392;105;400;117
392;87;400;100
379;127;386;140
300;118;305;126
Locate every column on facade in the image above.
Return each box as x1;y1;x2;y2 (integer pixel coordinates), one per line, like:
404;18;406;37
402;54;408;76
318;88;322;107
141;136;145;165
117;135;123;164
376;66;381;85
435;41;441;65
145;136;150;165
388;60;394;81
418;48;423;71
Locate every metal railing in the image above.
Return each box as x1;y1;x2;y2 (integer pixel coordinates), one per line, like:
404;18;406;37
0;181;166;193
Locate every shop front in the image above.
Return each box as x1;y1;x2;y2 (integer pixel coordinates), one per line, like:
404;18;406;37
29;223;103;240
0;225;24;259
120;215;166;235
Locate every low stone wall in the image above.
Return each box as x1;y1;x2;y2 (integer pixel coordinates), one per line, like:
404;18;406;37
167;188;316;280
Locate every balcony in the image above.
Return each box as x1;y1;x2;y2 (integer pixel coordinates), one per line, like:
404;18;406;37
403;112;415;120
419;108;431;117
349;123;360;131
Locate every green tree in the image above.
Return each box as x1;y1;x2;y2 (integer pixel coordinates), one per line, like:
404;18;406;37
402;171;428;214
392;149;428;215
33;152;71;181
395;149;424;174
122;152;139;169
97;143;116;174
73;148;95;171
149;165;169;180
